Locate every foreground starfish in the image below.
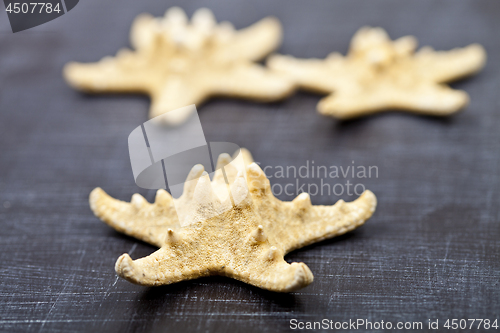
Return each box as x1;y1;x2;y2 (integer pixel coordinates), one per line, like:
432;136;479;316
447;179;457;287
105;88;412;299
64;8;294;125
90;149;377;292
268;26;486;119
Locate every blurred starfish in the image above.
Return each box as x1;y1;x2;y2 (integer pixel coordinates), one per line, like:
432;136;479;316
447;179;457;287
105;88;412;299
64;8;294;125
268;26;486;119
90;149;377;292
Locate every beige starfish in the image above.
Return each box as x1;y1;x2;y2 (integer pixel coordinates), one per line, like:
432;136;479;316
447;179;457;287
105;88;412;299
268;26;486;119
64;8;294;125
89;149;377;292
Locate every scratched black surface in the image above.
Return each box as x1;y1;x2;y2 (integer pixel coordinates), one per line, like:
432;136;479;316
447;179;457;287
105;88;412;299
0;1;499;332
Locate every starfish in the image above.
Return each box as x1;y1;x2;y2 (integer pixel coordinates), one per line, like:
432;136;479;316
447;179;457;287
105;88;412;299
63;8;294;125
268;26;486;119
90;149;377;292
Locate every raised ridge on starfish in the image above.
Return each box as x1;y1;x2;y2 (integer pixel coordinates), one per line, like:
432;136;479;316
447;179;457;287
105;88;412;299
64;8;294;125
268;26;486;119
90;149;377;292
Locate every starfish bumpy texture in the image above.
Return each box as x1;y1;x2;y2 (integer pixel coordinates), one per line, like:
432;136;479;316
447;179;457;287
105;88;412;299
268;26;486;119
90;149;377;292
64;8;294;125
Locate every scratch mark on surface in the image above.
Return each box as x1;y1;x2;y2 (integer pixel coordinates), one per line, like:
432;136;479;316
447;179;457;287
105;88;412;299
95;243;139;322
37;248;86;333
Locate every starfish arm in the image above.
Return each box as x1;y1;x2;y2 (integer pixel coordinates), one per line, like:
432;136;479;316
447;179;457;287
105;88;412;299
267;54;343;93
63;54;149;93
245;163;377;253
317;89;392;119
114;246;211;286
388;84;470;115
281;190;377;253
414;44;486;83
149;78;210;124
217;17;283;62
89;188;179;247
208;64;295;102
230;260;314;292
115;244;313;291
317;82;469;119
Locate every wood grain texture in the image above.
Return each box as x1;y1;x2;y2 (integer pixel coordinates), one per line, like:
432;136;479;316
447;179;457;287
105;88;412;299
0;1;498;332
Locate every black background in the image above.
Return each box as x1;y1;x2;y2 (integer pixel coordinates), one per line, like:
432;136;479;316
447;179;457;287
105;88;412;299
0;1;499;332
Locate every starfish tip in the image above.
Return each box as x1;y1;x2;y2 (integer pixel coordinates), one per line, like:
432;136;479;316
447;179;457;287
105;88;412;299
283;262;314;292
115;253;135;281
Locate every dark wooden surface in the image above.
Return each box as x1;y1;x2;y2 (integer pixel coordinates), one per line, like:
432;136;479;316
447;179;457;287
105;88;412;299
0;1;499;332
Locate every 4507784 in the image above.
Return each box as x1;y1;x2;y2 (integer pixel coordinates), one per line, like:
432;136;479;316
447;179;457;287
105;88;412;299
5;2;61;14
444;319;498;330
